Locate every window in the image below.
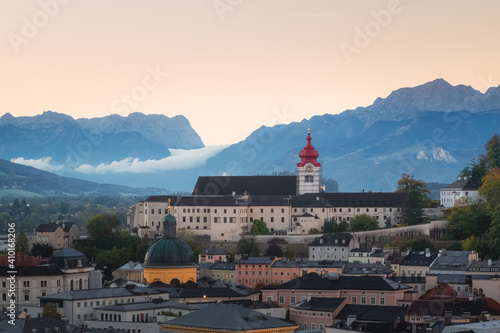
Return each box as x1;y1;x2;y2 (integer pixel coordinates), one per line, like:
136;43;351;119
370;297;376;305
361;296;366;304
266;296;272;301
291;296;296;304
151;209;154;214
2;293;6;301
352;296;357;304
77;302;81;307
24;294;29;301
380;297;385;305
279;296;285;304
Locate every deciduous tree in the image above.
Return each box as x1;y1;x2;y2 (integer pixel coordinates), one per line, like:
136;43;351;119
349;214;378;231
86;213;120;238
250;219;269;235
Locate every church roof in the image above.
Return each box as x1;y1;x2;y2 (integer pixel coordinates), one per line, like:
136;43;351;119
143;238;195;268
192;176;297;196
297;130;321;167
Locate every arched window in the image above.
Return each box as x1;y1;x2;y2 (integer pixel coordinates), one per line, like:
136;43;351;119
70;280;74;291
79;278;83;290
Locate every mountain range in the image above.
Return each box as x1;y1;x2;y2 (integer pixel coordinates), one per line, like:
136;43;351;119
1;78;499;195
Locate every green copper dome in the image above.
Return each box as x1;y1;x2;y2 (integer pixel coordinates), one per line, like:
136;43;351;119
143;237;195;268
163;214;176;224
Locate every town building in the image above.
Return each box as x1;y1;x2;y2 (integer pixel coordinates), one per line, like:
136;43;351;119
39;285;170;326
127;130;405;241
328;304;408;333
429;249;478;275
235;256;280;288
143;205;196;285
261;272;412;309
113;262;144;283
162;303;298;333
440;177;480;208
399;249;438;277
0;248;100;315
209;261;236;282
84;299;207;333
348;248;372;263
199;248;230;264
29;221;81;250
308;233;353;261
290;297;348;332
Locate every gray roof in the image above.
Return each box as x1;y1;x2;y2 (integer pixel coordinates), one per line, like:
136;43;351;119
309;233;353;247
116;262;143;271
468;260;500;272
430;250;473;271
192;176;297;196
51;248;85;258
400;250;438;267
201;248;228;256
165;303;296;330
437;274;467;284
95;300;205;312
236;257;276;265
291;297;347;311
442;179;480;190
39;286;164;301
210;262;235;270
343;262;393;275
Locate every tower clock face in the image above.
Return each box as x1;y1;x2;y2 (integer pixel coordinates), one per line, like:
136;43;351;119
305;164;313;173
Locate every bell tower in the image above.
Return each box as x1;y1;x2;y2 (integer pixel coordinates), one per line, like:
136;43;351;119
297;128;322;195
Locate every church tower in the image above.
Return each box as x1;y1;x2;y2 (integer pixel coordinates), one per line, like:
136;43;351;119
296;129;322;195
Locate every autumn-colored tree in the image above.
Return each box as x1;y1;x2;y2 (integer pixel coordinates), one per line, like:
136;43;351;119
479;167;500;211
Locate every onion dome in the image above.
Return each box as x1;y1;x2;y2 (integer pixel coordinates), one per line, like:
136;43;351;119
297;129;321;167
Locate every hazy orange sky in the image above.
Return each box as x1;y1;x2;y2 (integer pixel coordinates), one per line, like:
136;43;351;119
1;0;500;146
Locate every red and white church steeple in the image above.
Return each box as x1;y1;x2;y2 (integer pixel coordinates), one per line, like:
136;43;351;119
297;129;322;195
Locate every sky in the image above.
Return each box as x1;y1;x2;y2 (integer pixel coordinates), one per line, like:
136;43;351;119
1;0;500;147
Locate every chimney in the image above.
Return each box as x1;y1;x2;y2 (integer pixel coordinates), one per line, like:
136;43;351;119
444;311;452;326
425;248;430;257
488;259;492;266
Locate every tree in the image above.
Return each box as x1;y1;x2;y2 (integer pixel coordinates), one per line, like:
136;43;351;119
42;305;61;320
324;219;349;233
250;219;269;235
479;167;500;211
15;230;30;254
406;237;434;251
486;134;500;170
349;214;378;232
265;243;283;257
85;213;120;238
237;236;259;257
31;243;54;258
447;200;490;240
177;228;201;256
462;235;487;259
395;174;431;225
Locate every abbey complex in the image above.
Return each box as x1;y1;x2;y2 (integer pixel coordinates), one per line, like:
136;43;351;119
128;130;405;241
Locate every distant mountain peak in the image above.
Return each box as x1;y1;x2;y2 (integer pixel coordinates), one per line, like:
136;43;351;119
349;78;500;125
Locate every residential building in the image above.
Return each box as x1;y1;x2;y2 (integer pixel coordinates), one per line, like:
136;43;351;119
308;233;353;261
425;274;471;298
329;304;408;333
270;259;300;284
113;262;144;283
429;249;478;275
0;248;100;314
289;297;348;332
199;248;229;263
209;261;236;282
29;221;81;250
342;262;394;277
261;272;412;309
85;299;207;333
348;248;372;263
390;275;427;297
467;259;500;276
162;303;298;332
440;177;480;208
235;256;280;288
399;249;438;277
39;285;169;326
